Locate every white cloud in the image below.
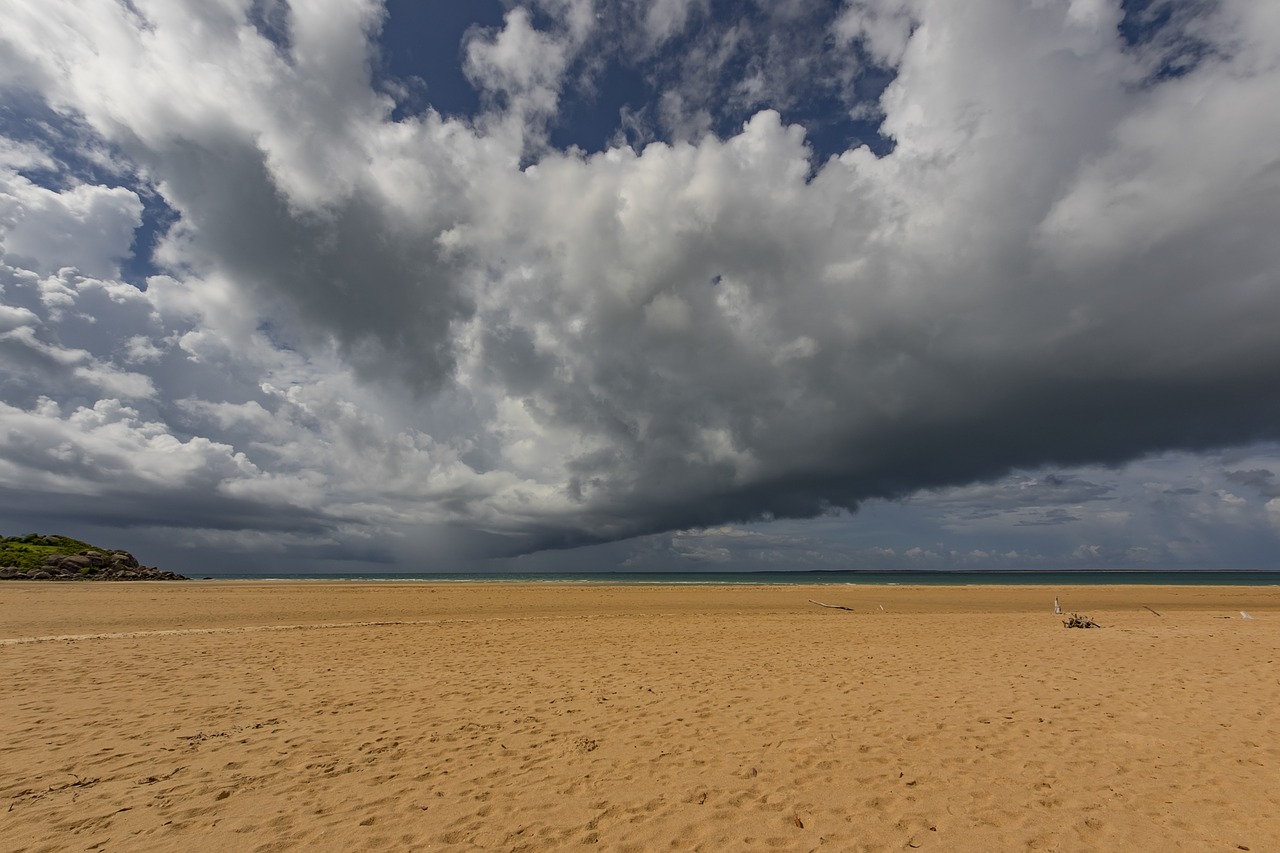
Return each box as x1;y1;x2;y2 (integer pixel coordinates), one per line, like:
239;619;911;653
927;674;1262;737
463;5;587;152
0;396;253;494
0;137;55;171
834;0;916;67
0;171;142;279
1266;499;1280;530
641;0;708;46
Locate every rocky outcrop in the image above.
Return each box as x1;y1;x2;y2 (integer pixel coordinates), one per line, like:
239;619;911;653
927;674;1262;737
0;549;187;581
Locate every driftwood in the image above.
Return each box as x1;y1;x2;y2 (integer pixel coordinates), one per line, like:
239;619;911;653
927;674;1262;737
1144;605;1162;617
809;599;855;612
1063;613;1101;628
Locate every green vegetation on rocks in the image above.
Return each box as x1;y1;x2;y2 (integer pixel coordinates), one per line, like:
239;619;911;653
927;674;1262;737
0;534;98;571
0;533;186;581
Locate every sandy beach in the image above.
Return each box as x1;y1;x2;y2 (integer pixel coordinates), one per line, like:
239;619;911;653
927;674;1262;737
1;582;1277;852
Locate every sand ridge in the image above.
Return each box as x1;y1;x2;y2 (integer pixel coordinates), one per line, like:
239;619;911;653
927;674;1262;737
0;613;684;647
1;583;1277;851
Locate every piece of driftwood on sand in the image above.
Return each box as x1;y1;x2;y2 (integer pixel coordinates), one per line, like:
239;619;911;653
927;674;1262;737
808;599;855;612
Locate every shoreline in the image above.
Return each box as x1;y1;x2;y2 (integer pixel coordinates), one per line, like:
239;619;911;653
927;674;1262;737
182;568;1280;586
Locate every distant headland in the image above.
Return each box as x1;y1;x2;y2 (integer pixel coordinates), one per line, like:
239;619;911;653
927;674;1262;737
0;534;186;581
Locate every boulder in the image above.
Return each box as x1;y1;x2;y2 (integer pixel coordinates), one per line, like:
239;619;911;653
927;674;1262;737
2;540;186;581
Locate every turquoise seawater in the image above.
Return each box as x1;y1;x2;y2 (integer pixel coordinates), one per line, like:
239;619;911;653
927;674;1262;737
198;570;1280;585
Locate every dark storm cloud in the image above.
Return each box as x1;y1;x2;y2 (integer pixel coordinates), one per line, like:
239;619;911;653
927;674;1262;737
0;485;334;537
152;136;470;391
532;372;1280;549
1225;469;1280;498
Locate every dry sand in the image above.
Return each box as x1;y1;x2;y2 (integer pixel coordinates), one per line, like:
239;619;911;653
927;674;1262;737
1;582;1277;852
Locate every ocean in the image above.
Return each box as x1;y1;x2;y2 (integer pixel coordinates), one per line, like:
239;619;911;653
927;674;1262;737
196;569;1280;585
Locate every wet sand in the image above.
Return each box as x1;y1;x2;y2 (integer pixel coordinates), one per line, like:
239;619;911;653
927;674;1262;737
2;582;1277;851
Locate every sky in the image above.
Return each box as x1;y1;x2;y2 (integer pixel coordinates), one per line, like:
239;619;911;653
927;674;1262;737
1;0;1280;575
